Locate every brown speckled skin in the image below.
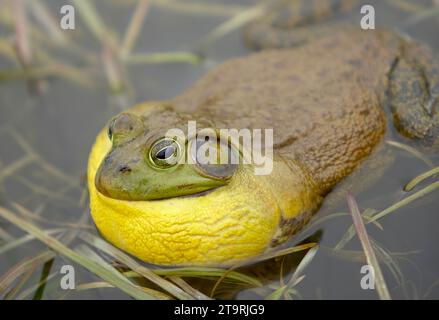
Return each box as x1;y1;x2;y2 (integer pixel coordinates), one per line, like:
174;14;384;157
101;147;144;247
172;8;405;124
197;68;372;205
173;29;408;194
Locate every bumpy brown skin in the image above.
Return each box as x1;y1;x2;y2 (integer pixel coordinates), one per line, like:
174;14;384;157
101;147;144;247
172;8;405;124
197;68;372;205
174;29;420;195
389;42;439;145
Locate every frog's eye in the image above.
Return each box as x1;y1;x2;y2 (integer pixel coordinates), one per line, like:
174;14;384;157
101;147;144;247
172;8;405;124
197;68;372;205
190;136;238;179
149;138;181;168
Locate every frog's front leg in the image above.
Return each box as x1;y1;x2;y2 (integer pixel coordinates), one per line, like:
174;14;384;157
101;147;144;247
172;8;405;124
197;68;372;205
388;42;439;148
243;0;358;50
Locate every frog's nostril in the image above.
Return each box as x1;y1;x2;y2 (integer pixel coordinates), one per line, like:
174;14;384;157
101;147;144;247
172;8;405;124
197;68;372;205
118;165;132;174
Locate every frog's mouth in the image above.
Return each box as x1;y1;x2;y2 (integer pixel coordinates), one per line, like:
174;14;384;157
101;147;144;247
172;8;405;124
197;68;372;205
96;180;221;201
174;187;220;199
94;157;229;202
94;139;237;201
94;169;224;201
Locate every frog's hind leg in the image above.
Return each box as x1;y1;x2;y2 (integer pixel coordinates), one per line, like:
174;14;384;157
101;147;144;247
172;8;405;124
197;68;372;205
242;0;357;50
388;41;439;148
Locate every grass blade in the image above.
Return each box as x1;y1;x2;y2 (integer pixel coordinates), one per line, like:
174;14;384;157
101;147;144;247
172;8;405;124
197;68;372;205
0;231;63;275
347;193;391;300
0;206;168;300
124;52;202;65
404;167;439;191
0;226;14;242
335;180;439;250
265;285;288;300
4;267;35;300
32;258;54;300
210;242;316;297
386;0;427;13
12;0;32;67
120;0;150;58
72;0;117;49
79;232;195;300
150;0;245;17
167;276;212;300
404;5;439;26
151;268;262;287
333;209;379;251
16;272;58;300
266;245;318;300
28;0;67;45
0;251;55;296
202;3;267;45
245;242;317;266
370;181;439;223
287;246;318;287
386;140;433;167
76;281;114;291
74;244;170;299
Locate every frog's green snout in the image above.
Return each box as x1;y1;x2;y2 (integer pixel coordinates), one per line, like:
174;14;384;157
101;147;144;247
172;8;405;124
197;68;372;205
94;154;139;200
95;151;231;201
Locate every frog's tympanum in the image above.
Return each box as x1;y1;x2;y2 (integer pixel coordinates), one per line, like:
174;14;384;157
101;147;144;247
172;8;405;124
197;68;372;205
88;0;439;266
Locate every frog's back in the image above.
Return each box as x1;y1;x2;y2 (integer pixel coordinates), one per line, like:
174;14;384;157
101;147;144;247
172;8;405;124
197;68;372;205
173;30;401;192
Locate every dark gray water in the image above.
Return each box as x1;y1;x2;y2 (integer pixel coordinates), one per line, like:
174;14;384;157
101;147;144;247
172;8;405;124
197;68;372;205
0;0;438;299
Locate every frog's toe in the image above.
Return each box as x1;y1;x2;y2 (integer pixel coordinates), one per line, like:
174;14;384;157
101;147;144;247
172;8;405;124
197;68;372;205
389;43;439;147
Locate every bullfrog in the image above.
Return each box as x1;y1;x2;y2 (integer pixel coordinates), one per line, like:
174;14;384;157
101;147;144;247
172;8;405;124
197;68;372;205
87;1;439;266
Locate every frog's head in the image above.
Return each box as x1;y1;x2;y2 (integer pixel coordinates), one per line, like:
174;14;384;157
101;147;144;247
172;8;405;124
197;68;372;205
95;112;238;200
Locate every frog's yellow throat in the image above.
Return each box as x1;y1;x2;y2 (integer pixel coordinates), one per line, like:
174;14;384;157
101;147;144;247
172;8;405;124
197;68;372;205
87;107;320;266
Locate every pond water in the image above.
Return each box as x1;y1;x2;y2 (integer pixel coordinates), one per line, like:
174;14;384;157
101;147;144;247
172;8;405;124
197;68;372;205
0;0;438;299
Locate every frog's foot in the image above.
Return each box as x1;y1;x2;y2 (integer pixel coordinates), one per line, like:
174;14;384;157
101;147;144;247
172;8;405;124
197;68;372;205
242;0;357;49
388;41;439;147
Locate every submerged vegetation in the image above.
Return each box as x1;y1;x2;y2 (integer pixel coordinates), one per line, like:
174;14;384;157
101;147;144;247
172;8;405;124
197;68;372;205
0;0;439;300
